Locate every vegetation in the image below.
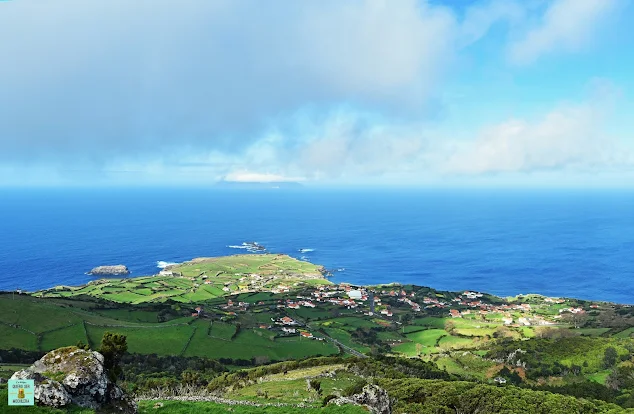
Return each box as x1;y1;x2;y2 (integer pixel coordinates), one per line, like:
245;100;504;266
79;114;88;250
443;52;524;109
5;254;634;412
99;332;128;382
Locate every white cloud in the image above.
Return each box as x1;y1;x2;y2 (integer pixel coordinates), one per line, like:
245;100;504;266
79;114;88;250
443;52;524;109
0;0;459;164
442;92;631;175
222;171;304;183
508;0;621;64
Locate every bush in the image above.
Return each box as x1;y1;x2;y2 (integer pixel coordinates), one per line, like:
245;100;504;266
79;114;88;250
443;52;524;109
322;394;337;406
309;379;322;394
343;379;368;397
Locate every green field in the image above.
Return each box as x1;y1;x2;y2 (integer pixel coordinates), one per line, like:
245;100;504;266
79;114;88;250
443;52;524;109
34;255;330;305
86;324;196;355
41;323;88;351
393;329;448;356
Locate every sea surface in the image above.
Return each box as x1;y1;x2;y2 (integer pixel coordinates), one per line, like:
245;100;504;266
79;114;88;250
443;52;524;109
0;188;633;303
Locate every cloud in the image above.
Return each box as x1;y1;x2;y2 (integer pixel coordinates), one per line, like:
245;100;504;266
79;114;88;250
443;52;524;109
221;171;304;183
0;0;458;166
508;0;621;64
1;0;628;187
442;85;632;174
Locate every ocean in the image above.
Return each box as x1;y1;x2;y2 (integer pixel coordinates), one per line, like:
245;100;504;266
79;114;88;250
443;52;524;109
1;188;633;303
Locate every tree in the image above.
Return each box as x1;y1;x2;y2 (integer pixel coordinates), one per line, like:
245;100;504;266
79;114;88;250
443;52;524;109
400;313;413;325
99;332;128;383
76;340;89;350
563;312;588;329
603;346;618;369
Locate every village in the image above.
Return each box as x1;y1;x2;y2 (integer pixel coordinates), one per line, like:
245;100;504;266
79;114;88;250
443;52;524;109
185;276;593;348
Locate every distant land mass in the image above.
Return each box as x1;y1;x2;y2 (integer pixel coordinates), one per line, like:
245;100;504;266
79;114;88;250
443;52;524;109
215;180;303;189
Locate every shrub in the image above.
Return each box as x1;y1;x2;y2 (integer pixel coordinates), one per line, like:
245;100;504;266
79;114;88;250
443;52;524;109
343;379;368;397
322;394;337;406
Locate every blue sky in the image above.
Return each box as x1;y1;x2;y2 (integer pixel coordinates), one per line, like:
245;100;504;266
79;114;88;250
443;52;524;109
0;0;633;187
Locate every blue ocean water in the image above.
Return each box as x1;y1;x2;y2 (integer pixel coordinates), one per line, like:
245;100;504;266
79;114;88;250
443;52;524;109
0;188;633;303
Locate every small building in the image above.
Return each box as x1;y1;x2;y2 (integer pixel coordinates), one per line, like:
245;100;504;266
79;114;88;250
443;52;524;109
494;377;507;384
280;317;296;325
348;290;363;300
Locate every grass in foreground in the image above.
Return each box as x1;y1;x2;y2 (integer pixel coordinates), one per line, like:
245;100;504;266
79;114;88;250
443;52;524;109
137;400;366;414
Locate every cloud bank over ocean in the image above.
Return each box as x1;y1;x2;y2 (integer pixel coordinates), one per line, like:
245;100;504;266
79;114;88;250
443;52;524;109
0;0;632;187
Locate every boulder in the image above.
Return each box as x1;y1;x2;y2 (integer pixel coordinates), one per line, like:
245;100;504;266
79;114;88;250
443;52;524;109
10;346;136;413
88;265;130;276
328;384;391;414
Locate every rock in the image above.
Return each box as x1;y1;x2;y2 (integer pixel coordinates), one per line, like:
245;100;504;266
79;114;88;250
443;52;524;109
88;265;130;276
328;384;391;414
10;346;137;413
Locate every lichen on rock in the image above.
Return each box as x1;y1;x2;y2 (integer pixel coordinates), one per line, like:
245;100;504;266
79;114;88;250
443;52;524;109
328;384;391;414
10;346;137;413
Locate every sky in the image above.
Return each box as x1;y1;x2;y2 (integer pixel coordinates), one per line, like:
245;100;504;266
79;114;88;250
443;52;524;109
1;0;633;188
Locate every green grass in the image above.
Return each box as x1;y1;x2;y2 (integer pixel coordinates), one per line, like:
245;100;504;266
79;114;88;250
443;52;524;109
0;296;83;333
454;327;496;337
137;400;365;413
184;327;338;360
0;324;38;351
410;317;447;329
40;323;88;351
34;255;329;305
588;369;611;384
317;317;380;331
392;329;448;356
323;328;370;353
0;364;29;379
227;369;358;406
86;324;195;355
406;329;446;347
208;322;237;339
577;328;611;337
438;335;475;349
93;309;159;323
614;327;634;338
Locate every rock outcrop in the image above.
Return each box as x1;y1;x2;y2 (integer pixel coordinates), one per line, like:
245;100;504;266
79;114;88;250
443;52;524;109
10;346;137;413
88;265;130;276
328;384;391;414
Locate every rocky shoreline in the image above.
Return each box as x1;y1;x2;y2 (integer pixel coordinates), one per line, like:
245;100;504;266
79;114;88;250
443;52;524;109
87;265;130;276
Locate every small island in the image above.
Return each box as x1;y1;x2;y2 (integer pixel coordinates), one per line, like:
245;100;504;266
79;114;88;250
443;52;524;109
87;265;130;276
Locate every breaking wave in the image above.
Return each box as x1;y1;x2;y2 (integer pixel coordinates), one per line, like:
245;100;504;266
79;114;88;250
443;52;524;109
157;261;179;269
299;248;315;253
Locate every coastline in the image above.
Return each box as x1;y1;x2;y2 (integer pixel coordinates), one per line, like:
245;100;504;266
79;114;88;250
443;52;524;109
12;253;624;306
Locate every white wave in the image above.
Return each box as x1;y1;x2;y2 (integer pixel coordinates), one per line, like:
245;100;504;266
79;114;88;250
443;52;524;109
337;268;346;272
157;261;179;269
227;245;249;249
299;248;315;253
